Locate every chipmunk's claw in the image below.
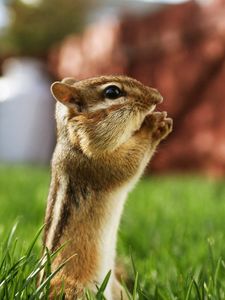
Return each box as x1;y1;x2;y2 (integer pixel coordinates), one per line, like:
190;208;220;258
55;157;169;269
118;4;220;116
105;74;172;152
153;117;173;141
143;111;173;142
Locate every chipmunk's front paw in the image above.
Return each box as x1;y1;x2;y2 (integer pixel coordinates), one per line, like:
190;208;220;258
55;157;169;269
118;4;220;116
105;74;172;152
144;111;173;143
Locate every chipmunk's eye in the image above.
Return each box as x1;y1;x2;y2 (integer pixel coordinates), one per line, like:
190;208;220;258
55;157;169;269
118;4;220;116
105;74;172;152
103;85;122;99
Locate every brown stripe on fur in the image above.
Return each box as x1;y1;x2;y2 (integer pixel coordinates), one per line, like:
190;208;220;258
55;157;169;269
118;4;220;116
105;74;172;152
51;196;72;252
51;177;82;252
67;177;80;208
43;175;59;245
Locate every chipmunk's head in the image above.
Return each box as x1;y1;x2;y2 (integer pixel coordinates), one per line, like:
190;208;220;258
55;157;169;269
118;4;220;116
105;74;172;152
51;75;163;155
51;75;162;115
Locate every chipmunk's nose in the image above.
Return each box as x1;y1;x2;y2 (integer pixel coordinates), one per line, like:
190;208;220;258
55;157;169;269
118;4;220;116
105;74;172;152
149;88;163;104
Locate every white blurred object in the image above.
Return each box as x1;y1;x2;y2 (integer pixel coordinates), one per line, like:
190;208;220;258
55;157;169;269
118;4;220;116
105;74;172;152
0;58;55;164
0;2;9;28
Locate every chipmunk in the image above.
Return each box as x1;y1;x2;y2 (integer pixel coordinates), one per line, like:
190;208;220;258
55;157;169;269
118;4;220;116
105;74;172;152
42;75;172;299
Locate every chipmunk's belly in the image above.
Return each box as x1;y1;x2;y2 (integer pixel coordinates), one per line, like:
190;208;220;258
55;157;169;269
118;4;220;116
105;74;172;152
96;177;140;298
96;187;127;299
96;152;151;298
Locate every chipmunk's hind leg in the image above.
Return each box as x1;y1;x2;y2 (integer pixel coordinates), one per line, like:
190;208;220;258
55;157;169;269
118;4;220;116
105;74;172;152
49;277;83;300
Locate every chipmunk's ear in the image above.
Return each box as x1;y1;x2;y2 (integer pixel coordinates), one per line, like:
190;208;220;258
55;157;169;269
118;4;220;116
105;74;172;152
51;82;75;105
51;81;84;113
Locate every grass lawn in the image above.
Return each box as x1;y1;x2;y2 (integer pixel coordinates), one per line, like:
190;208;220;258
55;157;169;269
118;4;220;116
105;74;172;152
0;164;225;299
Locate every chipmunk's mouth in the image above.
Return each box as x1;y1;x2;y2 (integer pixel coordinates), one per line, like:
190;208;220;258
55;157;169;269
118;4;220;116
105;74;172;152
134;93;163;133
139;104;158;127
146;104;156;116
145;91;163;116
136;104;156;131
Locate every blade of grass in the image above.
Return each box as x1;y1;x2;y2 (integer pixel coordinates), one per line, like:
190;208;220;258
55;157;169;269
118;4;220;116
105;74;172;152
121;279;132;300
96;270;111;299
193;279;202;300
29;254;76;299
185;279;193;300
25;224;45;258
132;272;138;300
214;257;222;300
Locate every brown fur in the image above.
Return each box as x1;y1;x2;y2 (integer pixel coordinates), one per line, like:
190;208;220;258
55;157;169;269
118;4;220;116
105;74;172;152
42;75;173;299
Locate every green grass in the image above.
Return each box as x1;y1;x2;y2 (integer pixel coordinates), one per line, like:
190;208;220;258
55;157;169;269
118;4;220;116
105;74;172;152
0;165;225;299
0;165;49;248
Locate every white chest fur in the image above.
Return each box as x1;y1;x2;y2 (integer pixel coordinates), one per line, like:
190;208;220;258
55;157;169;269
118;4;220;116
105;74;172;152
95;150;151;299
96;187;128;300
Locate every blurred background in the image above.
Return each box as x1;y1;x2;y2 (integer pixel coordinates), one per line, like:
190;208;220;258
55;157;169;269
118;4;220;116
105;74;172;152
0;0;225;176
0;2;225;297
